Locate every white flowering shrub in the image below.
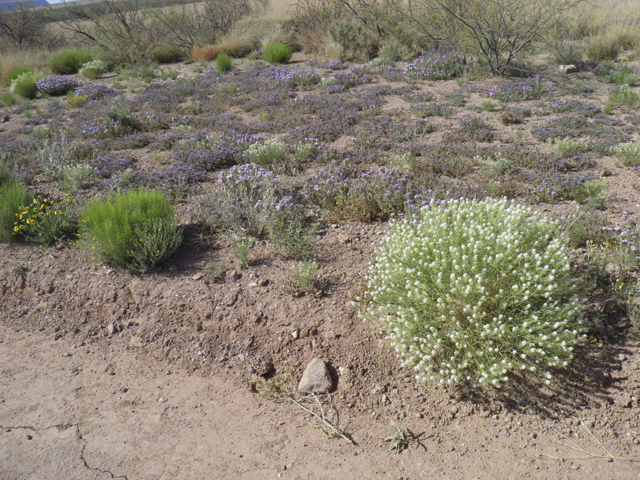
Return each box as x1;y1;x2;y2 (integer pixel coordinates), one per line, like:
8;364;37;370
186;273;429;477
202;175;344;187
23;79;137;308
360;198;586;388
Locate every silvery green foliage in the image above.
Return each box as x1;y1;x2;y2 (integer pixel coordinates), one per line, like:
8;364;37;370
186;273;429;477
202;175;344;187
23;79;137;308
361;198;586;388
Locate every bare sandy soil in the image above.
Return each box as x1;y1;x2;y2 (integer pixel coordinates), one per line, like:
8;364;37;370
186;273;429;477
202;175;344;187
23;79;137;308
1;323;639;480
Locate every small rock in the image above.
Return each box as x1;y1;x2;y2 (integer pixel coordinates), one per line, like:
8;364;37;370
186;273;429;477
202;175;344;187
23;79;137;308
0;115;9;123
298;358;333;393
337;235;350;244
248;282;259;288
107;324;116;335
259;278;269;287
381;394;390;404
558;64;578;74
158;397;167;403
292;329;300;340
600;168;613;178
129;336;144;348
192;273;203;281
371;384;387;395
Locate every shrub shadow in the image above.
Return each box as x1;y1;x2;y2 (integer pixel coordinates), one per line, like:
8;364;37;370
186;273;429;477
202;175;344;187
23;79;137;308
456;318;634;418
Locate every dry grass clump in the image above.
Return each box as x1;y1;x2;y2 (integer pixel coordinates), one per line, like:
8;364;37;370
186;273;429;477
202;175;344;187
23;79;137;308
191;45;223;62
0;49;50;87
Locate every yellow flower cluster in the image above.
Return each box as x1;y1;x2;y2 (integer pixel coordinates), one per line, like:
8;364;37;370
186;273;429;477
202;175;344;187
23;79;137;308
13;196;73;234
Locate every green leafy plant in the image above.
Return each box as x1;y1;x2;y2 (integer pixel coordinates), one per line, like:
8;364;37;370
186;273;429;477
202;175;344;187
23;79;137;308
1;92;16;106
79;60;108;80
547;137;589;158
60;164;93;193
263;42;293;64
290;260;320;293
385;423;416;454
215;53;233;73
360;198;586;388
10;71;44;99
14;196;77;245
49;50;93;75
243;138;287;166
0;181;33;242
610;142;640;166
232;233;254;268
149;44;184;64
80;189;182;272
608;85;639;109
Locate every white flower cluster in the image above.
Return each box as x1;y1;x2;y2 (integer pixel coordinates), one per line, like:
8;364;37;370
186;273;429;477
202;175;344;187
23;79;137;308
361;198;586;388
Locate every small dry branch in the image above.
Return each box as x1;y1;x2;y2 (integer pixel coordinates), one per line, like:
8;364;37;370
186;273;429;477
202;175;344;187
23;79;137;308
538;417;640;463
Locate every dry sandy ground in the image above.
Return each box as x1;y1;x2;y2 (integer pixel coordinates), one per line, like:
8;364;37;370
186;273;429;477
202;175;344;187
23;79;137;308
1;326;639;480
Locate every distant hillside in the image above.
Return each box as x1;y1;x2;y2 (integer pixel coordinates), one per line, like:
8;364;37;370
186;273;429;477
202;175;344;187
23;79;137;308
0;0;50;10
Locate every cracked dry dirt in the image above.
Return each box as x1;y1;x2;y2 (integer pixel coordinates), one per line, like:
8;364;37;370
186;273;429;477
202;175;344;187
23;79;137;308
1;325;640;480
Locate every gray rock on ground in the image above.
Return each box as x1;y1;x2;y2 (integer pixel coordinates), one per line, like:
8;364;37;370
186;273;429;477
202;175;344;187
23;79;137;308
298;358;333;393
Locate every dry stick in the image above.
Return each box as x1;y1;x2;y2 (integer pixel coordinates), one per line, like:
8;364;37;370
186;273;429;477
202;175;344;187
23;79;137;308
287;394;355;446
538;417;640;463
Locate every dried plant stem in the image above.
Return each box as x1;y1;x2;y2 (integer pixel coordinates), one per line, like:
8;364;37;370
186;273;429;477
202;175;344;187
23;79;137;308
288;394;355;446
539;418;640;463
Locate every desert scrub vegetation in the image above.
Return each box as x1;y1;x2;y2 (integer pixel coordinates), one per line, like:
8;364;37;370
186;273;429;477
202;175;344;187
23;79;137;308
13;196;77;246
360;198;586;388
0;180;33;242
49;50;93;75
10;70;44;99
264;42;293;63
80;189;182;272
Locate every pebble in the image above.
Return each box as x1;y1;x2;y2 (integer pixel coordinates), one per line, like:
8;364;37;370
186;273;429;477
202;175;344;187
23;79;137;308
192;273;203;281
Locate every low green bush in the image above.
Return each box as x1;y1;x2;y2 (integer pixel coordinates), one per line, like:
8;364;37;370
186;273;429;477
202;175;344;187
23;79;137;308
1;92;16;106
10;71;44;99
49;50;93;75
243;138;287;166
0;181;33;242
149;44;184;64
14;196;77;245
80;189;182;272
610;142;640;166
8;67;34;82
360;197;586;388
215;53;233;73
79;60;108;80
263;42;293;64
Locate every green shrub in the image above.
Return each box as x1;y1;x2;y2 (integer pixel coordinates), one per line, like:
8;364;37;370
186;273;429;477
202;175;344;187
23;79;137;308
360;197;586;388
49;50;93;75
243;138;287;166
8;67;34;82
60;164;93;193
14;196;77;245
79;60;108;80
290;260;320;293
0;181;33;242
610;142;640;166
1;92;16;106
80;189;183;272
215;53;233;73
608;84;639;109
0;161;11;185
547;137;589;157
263;42;293;64
10;71;44;99
149;44;184;64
